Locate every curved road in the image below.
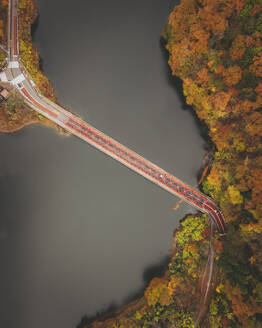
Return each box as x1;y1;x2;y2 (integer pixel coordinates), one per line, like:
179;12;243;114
2;0;226;235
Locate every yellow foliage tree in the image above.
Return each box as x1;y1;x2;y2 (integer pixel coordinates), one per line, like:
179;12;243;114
144;278;173;307
228;185;243;205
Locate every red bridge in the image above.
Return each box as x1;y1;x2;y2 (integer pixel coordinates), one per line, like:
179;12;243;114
6;0;226;236
65;116;226;235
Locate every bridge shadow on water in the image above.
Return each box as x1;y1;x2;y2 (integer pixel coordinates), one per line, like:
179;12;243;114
76;255;170;328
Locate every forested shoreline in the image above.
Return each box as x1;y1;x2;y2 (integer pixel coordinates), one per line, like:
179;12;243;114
1;0;261;327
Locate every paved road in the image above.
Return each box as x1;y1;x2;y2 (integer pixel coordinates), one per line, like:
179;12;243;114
2;0;226;235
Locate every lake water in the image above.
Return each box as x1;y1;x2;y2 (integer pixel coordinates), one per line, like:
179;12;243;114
0;1;206;327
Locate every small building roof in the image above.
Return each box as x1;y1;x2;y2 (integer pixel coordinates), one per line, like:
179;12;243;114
0;89;9;99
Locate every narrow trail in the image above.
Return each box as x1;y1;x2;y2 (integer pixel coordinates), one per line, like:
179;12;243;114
194;221;216;327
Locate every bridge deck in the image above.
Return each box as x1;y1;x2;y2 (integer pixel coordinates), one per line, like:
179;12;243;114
6;0;226;235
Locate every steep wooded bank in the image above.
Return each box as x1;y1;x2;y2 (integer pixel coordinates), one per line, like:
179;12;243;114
163;0;262;326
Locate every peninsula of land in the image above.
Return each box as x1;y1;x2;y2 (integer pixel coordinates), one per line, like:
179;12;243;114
0;0;65;133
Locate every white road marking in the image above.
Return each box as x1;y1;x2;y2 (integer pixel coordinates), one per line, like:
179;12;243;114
8;61;19;68
11;73;25;85
0;72;8;82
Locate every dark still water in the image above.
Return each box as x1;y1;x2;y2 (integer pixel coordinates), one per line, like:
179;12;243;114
0;1;205;328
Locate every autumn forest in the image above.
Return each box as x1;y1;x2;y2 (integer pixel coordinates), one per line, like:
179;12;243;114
1;0;262;327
